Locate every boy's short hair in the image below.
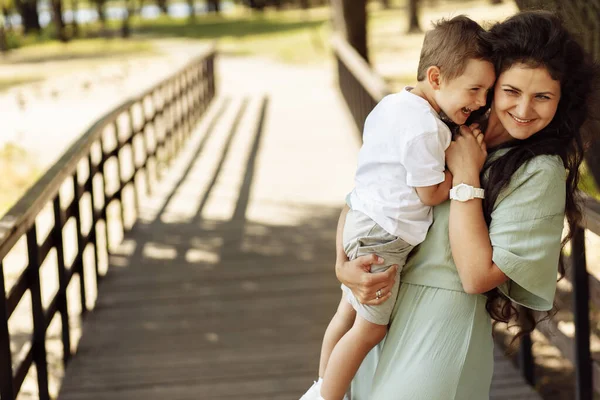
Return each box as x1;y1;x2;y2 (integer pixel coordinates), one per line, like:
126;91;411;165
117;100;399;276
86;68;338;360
417;15;492;82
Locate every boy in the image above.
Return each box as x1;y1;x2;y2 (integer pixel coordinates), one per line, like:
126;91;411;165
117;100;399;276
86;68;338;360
300;15;496;400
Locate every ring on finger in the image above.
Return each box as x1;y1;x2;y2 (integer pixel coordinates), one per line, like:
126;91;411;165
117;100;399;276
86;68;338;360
376;289;382;299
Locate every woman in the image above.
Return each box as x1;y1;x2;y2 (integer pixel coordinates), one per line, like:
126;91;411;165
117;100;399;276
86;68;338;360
336;11;598;399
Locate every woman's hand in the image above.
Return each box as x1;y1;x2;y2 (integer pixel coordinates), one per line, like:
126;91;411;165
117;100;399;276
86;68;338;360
446;125;487;186
335;254;398;305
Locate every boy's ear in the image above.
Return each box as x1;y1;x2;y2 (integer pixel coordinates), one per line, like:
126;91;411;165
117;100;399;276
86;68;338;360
426;66;442;90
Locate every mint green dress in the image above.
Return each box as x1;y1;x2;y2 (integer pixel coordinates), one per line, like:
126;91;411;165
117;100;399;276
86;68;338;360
349;154;566;399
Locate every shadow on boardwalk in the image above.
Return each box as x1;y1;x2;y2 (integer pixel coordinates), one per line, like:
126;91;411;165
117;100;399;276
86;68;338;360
58;95;341;399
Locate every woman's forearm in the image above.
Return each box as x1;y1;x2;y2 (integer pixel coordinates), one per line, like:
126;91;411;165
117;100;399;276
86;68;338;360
448;176;496;294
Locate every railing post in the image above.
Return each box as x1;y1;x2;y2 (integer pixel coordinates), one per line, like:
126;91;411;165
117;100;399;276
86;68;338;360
88;154;101;284
127;107;141;215
518;330;534;385
0;262;14;400
52;196;71;365
26;226;50;400
112;122;126;231
73;173;88;315
572;226;592;400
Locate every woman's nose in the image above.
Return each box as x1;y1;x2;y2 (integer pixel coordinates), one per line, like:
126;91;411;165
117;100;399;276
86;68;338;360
515;99;531;117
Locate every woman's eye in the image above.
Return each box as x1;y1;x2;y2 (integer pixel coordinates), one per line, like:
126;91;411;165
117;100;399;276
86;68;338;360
536;95;551;100
504;89;518;96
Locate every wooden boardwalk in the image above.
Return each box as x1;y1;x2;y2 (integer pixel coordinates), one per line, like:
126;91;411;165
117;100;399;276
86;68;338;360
57;56;541;400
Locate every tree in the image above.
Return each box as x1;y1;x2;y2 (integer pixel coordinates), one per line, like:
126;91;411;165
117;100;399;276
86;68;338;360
15;0;40;34
331;0;368;62
93;0;107;32
157;0;168;14
50;0;68;41
407;0;420;33
207;0;220;12
121;0;133;37
0;14;7;53
70;0;79;37
186;0;194;20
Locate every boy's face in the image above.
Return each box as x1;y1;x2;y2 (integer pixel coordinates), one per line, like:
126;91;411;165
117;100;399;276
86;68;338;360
433;59;496;125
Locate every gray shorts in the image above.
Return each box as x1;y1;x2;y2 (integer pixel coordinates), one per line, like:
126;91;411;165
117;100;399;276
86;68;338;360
341;209;414;325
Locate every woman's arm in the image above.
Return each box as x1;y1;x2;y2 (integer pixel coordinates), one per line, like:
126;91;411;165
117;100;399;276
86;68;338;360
446;127;508;294
334;205;398;304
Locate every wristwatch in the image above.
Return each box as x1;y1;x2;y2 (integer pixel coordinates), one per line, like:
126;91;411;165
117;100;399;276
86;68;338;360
450;183;485;202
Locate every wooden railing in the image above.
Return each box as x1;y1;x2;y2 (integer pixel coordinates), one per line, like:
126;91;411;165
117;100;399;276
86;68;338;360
331;34;389;136
0;45;216;400
332;35;600;400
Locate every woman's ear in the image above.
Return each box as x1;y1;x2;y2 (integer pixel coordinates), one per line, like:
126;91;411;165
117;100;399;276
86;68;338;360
427;66;442;90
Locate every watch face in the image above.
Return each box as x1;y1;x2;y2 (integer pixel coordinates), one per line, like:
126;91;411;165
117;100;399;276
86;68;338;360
456;185;473;201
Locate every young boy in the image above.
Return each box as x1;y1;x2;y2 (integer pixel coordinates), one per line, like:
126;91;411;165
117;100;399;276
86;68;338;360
300;15;496;400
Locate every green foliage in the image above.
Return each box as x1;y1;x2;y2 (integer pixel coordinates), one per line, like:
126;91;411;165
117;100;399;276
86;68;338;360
3;37;154;63
133;13;327;40
580;162;600;200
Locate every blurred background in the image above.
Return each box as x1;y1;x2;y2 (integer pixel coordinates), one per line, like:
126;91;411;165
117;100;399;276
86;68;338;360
1;0;597;220
1;1;600;399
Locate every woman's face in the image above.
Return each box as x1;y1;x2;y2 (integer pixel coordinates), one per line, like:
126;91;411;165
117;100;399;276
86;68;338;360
492;63;561;142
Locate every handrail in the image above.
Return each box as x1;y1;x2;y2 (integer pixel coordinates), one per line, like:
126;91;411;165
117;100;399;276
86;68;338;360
0;44;217;400
330;34;389;135
331;35;600;399
0;44;215;260
330;34;389;103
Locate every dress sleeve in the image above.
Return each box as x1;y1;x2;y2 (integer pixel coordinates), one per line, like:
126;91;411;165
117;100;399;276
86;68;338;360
489;156;566;311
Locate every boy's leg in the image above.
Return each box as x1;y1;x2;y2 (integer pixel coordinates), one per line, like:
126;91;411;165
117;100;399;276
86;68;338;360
319;294;356;378
320;315;387;400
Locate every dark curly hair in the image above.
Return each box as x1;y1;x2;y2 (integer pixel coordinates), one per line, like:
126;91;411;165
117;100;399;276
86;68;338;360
480;11;598;340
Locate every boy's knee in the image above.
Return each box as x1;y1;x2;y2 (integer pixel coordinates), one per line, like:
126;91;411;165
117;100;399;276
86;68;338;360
353;319;387;347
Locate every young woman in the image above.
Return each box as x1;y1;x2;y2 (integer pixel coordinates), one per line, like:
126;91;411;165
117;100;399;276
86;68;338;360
335;11;598;399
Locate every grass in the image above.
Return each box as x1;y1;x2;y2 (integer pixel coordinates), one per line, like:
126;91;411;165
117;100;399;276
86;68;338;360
0;143;40;217
0;75;44;91
2;36;155;63
133;9;331;63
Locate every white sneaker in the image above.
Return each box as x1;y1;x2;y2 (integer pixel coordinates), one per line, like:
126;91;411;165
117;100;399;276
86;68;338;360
299;380;322;400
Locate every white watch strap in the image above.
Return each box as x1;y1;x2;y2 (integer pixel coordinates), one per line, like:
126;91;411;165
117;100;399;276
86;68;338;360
473;188;485;199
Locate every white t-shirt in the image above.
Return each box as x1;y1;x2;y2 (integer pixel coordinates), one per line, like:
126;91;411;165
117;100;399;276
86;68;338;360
349;88;452;246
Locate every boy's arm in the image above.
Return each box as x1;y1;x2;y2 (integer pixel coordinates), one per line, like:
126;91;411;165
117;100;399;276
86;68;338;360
414;170;453;206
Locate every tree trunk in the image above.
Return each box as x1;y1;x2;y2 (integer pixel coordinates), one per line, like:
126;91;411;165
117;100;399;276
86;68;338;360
408;0;420;33
121;0;132;37
207;0;220;13
331;0;368;62
2;7;11;30
186;0;194;20
300;0;309;9
247;0;266;11
95;0;107;32
16;0;41;34
157;0;168;14
71;0;78;36
51;0;68;42
0;18;7;53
